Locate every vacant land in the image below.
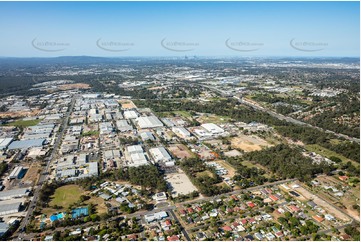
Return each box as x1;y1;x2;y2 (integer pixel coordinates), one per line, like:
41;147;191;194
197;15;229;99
5;118;41;127
196;170;214;179
119;100;137;109
22;162;41;186
197;114;231;124
156;111;192;119
165;168;198;197
86;196;108;214
168;144;195;160
0;109;41;119
58;83;90;90
231;134;272;152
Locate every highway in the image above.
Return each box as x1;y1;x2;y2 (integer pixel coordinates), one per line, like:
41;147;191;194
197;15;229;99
15;96;76;240
199;83;360;144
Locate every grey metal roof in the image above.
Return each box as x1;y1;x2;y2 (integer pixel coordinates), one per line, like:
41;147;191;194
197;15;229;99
8;139;45;150
0;222;9;234
0;188;30;199
0;202;22;213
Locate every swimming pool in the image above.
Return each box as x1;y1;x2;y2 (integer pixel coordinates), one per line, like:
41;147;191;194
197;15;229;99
49;212;64;222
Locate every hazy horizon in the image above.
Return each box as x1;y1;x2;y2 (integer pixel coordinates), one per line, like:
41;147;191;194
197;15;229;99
0;1;359;58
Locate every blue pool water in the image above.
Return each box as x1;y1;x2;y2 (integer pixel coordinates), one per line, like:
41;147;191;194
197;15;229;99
72;207;89;218
49;212;64;222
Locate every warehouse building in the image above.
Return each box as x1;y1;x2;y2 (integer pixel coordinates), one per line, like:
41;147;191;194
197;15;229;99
126;145;149;167
0;201;22;216
116;120;133;132
127;145;144;155
172;127;191;138
128;153;149;167
137;116;164;129
201;123;224;135
82;94;101;99
0;138;13;150
8;166;23;180
8;139;45;150
139;131;155;141
0;188;31;201
99;122;113;135
149;147;172;163
161;118;175;127
123;110;139;119
0;222;9;237
104;150;121;160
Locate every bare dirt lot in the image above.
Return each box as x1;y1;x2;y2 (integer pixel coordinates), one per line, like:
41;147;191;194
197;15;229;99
168;144;195;160
165;168;198;197
118;100;137;109
22;162;41;186
58;83;90;90
290;182;352;222
0;109;40;119
231;134;272;152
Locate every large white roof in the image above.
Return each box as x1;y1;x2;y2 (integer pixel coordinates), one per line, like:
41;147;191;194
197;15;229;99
137;116;163;129
201;123;224;134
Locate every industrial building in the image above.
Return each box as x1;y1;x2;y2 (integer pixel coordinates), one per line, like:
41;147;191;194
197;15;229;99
103;150;121;169
104;150;121;160
99;122;113;135
127;145;144;155
149;147;172;163
56;161;98;181
128;153;149;167
126;145;149;167
172;127;191;138
201;123;224;135
123;110;139;119
8;139;45;150
8;166;24;180
0;138;13;150
161;118;175;127
0;188;31;201
116;120;133;132
136;116;164;129
82;94;101;99
139;131;155;141
0;201;22;216
0;222;9;237
22;123;55;140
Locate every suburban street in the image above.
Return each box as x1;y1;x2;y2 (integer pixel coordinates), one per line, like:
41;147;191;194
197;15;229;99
15;96;76;240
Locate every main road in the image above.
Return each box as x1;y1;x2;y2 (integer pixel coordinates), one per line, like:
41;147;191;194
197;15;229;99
16;95;76;240
198;83;360;144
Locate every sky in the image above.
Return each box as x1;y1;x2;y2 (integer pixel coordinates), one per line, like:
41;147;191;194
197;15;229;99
0;1;359;57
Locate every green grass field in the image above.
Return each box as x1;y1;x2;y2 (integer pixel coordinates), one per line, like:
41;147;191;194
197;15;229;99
4;119;41;127
81;130;100;137
156;110;192;119
198;114;231;124
49;184;84;209
305;144;359;167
